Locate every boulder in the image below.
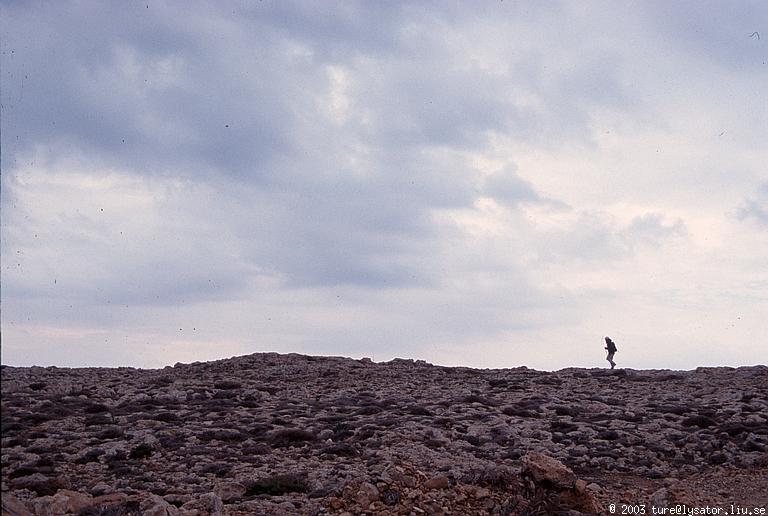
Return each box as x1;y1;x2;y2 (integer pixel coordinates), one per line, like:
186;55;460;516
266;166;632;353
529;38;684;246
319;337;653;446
355;482;380;506
1;495;33;516
521;452;576;489
424;475;450;490
214;481;246;503
522;453;603;514
45;490;94;514
180;492;224;515
139;494;180;516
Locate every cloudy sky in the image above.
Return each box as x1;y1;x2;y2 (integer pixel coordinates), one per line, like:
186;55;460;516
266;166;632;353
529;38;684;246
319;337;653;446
1;1;766;370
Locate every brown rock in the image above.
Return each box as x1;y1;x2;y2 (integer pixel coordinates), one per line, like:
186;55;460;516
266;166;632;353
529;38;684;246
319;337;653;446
140;494;181;516
9;473;67;497
424;475;450;490
28;492;93;516
29;496;60;516
559;486;603;514
356;482;380;506
92;492;129;506
1;495;33;516
521;452;576;489
51;490;94;513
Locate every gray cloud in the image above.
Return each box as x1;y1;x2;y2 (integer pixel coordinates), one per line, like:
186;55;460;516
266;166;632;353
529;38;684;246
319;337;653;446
737;182;768;227
626;213;687;244
482;167;541;205
640;0;767;70
2;1;766;369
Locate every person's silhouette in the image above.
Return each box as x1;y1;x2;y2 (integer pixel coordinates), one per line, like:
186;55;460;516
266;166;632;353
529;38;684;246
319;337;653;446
604;336;617;369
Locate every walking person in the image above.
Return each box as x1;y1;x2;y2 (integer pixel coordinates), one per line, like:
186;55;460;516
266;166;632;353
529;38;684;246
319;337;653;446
604;336;617;369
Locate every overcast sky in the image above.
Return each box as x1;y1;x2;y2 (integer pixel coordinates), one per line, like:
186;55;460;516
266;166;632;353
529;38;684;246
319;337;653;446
1;1;766;370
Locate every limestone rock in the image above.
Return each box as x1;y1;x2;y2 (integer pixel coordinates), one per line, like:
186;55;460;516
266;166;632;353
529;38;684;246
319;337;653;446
214;481;246;503
180;492;224;515
50;490;94;513
521;452;576;489
140;494;180;516
355;482;380;506
424;475;450;490
1;495;33;516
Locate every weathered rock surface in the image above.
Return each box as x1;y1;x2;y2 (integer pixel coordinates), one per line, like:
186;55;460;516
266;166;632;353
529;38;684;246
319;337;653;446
2;354;767;514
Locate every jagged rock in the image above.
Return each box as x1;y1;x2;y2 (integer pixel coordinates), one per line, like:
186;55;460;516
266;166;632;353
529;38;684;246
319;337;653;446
522;452;576;489
9;473;68;497
214;481;246;503
92;492;129;506
49;490;94;513
180;492;224;515
1;495;33;516
522;453;603;514
424;475;450;490
560;477;604;514
140;494;180;516
649;487;670;509
355;482;380;506
474;487;491;499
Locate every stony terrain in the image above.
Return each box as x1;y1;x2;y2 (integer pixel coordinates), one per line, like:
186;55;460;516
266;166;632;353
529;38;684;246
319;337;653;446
2;353;767;515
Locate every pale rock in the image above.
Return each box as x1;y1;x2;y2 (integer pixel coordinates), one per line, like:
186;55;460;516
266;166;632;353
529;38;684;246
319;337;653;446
277;501;297;512
214;481;246;503
474;487;491;499
586;482;602;492
51;489;94;513
180;492;224;515
140;494;180;516
92;492;129;506
649;487;670;509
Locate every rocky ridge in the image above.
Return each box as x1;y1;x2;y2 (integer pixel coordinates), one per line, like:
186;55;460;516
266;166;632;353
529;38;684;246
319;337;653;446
2;353;767;515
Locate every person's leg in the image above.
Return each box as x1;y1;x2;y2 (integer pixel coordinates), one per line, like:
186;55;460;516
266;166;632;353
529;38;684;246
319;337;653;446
607;352;616;369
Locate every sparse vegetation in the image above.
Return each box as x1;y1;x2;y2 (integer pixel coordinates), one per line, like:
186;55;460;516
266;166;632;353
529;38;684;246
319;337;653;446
245;472;310;496
268;428;316;448
129;444;154;460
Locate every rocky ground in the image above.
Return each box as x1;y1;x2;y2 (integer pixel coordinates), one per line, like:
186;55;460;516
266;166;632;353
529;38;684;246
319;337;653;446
2;353;767;515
